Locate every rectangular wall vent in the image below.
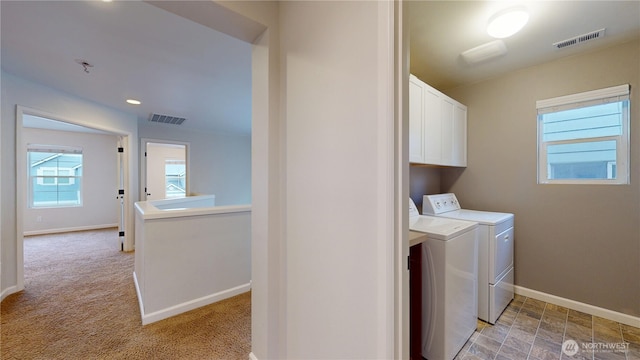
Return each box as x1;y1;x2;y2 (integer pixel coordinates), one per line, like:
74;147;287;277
553;28;606;50
149;113;186;125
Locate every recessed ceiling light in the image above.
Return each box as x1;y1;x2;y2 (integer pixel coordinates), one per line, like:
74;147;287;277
487;6;529;39
126;99;141;105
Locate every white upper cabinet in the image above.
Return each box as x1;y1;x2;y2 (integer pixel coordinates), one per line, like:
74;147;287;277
409;74;467;167
409;76;425;163
451;102;467;166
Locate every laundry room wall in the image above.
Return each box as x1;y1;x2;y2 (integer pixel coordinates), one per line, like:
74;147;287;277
22;128;119;235
442;39;640;317
409;165;441;212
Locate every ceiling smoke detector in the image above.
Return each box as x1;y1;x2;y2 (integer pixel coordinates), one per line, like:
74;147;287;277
149;113;186;125
553;28;606;49
461;40;508;65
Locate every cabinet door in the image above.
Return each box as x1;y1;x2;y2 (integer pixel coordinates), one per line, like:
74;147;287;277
452;104;467;166
423;87;442;165
409;77;425;163
440;98;455;165
440;98;467;167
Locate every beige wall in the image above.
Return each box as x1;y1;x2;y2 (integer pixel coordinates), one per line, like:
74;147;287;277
442;39;640;316
409;165;441;212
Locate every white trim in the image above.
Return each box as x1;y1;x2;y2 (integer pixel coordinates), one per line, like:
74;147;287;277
376;1;396;358
136;281;251;325
133;271;145;323
248;353;259;360
0;285;18;301
514;285;640;328
23;224;118;237
16;106;26;292
394;1;409;359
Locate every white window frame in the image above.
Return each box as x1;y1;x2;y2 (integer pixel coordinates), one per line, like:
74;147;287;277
537;84;630;185
27;145;83;207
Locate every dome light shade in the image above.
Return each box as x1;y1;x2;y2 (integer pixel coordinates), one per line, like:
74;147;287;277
487;7;529;38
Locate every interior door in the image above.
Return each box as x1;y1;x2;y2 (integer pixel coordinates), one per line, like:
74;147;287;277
144;141;188;201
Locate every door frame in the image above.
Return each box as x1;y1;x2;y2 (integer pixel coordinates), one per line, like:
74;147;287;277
15;105;132;291
140;138;190;201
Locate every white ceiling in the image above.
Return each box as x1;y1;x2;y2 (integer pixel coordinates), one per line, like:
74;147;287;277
409;1;640;91
2;1;640;135
1;1;253;135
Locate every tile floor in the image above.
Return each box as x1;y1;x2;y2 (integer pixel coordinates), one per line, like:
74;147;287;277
454;295;640;360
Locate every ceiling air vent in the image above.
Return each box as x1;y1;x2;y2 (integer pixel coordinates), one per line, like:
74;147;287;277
149;113;186;125
553;28;606;50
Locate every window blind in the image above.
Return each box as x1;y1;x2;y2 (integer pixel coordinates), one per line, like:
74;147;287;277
536;84;629;115
27;144;83;154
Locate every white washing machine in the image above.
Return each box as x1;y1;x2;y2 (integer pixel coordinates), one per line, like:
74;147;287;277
409;199;478;360
423;193;514;324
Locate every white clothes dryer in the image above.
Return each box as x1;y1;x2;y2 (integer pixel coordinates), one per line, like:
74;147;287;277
409;199;478;360
423;193;514;324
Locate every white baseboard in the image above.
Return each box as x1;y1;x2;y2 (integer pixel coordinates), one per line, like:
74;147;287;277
0;285;18;302
515;285;640;328
137;282;252;325
132;272;145;324
24;223;118;236
249;352;259;360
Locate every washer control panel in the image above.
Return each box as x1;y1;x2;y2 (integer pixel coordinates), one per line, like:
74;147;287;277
422;193;461;215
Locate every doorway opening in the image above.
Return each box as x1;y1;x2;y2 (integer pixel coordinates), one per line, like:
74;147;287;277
140;139;189;201
15;106;132;292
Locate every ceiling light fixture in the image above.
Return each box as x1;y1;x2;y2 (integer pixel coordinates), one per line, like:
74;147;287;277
126;99;141;105
75;59;94;74
487;6;529;39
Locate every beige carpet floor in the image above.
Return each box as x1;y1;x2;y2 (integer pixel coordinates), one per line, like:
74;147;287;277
1;229;251;360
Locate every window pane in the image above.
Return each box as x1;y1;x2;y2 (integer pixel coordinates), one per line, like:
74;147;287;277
28;150;82;207
541;102;623;142
31;177;82;207
58;169;71;184
42;169;56;184
546;140;617;180
165;161;186;198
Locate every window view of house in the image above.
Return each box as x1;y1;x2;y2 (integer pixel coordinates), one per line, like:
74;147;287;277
537;85;629;184
165;160;186;198
28;148;83;207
